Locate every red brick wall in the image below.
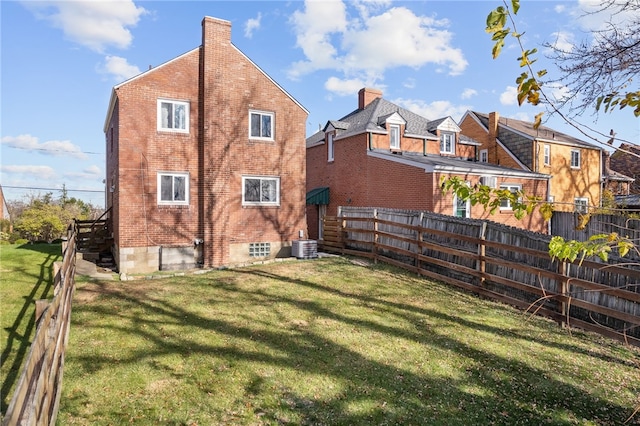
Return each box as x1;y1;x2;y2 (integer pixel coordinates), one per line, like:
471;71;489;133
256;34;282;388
111;17;307;268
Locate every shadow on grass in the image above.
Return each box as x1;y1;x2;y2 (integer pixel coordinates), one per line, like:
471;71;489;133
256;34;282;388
63;260;639;425
1;244;60;413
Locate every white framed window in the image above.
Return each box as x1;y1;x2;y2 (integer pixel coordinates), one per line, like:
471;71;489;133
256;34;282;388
242;176;280;206
543;144;550;166
157;172;189;205
327;133;334;162
390;124;400;150
574;197;589;214
158;99;189;133
570;149;581;168
249;110;274;140
454;195;470;218
440;132;455;154
499;184;521;210
479;149;488;163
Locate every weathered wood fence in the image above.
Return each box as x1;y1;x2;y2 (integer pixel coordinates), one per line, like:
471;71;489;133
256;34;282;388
321;207;640;347
2;225;77;426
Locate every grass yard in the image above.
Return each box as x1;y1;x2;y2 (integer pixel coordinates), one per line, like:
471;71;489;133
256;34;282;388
0;243;62;414
57;256;640;425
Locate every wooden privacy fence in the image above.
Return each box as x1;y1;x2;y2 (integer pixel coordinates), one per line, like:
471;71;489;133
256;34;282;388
3;225;77;426
321;207;640;347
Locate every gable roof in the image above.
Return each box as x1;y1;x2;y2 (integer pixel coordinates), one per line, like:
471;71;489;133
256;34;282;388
470;111;599;149
330;97;438;141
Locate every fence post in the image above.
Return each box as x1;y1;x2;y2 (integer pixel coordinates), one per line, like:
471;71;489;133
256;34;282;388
476;222;487;287
558;260;569;327
373;209;378;264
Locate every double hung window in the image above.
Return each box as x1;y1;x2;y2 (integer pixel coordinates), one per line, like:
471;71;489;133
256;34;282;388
440;132;455;154
570;149;581;168
499;184;521;209
390;124;400;150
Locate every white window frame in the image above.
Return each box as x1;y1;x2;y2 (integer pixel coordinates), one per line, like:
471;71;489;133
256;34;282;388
157;99;189;133
440;132;455;154
327;133;334;162
453;195;471;218
543;144;550;166
242;176;280;206
574;197;589;214
570;149;581;168
499;184;521;210
390;124;400;150
157;172;189;205
249;110;274;141
479;149;488;163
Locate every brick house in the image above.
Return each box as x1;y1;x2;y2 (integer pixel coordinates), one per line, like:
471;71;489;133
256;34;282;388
104;16;308;274
306;88;550;240
459;111;613;214
609;143;639;194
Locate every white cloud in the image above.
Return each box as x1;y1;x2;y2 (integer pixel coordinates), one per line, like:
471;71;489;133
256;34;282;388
548;31;574;53
0;165;58;180
1;134;87;159
499;86;518;106
100;55;141;81
64;165;103;181
289;1;467;88
244;13;262;38
23;0;146;52
554;5;566;13
403;78;416;89
393;98;470;121
461;88;477;100
324;76;367;96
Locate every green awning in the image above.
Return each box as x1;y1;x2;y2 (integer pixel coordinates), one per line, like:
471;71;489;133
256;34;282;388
306;187;329;205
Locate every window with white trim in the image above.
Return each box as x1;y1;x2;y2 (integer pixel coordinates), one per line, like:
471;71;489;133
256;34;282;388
158;172;189;205
242;176;280;206
543;144;550;166
454;195;470;218
499;184;521;209
480;149;488;163
249;110;274;140
390;124;400;150
574;197;589;214
327;133;334;162
158;99;189;133
570;149;581;168
440;132;455;154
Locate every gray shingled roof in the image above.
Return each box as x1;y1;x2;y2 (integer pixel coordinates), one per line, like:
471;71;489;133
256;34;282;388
472;111;599;149
331;98;437;140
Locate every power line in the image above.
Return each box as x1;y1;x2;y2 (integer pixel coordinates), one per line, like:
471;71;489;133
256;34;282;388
2;185;104;193
3;146;104;155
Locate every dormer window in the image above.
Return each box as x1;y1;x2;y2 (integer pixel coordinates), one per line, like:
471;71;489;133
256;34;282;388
390;124;400;150
440;132;455;154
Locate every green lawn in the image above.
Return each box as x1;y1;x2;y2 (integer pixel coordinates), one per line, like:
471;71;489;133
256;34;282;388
0;243;61;414
57;256;640;425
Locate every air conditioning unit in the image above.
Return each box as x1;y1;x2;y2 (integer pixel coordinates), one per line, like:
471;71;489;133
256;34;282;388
292;240;318;259
479;175;496;188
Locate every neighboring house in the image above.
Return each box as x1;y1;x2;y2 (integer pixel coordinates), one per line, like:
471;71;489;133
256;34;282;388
610;143;640;194
459;111;605;214
104;17;308;274
306;88;550;240
602;150;633;197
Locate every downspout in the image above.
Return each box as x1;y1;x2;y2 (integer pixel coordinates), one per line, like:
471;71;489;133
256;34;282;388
368;132;372;150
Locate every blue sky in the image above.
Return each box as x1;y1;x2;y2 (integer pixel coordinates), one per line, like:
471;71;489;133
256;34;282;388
2;0;638;208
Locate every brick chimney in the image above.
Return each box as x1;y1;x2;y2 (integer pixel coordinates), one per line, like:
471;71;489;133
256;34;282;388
488;111;499;140
358;88;383;109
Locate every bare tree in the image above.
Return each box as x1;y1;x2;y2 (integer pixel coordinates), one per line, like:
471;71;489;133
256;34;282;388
543;0;640;119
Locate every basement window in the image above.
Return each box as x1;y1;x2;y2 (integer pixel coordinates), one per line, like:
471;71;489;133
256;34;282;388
249;242;271;257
